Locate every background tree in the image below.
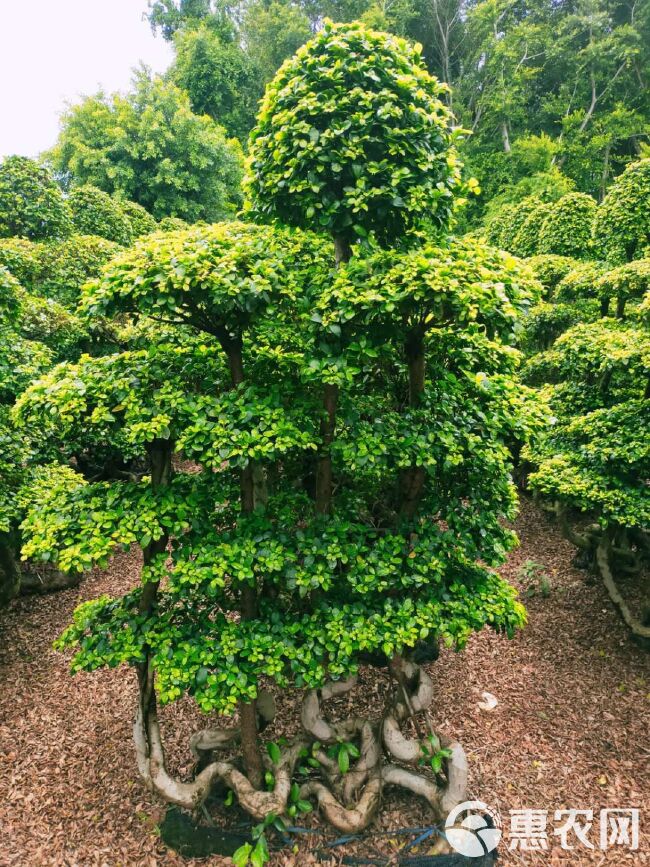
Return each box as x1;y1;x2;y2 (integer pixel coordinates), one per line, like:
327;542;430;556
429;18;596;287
170;23;264;141
49;72;244;223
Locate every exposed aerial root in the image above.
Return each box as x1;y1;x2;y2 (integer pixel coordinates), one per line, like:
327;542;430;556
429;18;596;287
300;775;383;833
301;676;358;742
135;657;468;835
381;764;442;811
439;737;468;813
299;661;467;823
382;657;434;763
597;537;650;641
189;689;277;758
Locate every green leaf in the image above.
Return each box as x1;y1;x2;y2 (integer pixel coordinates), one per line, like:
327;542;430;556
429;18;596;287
251;834;269;867
233;842;253;867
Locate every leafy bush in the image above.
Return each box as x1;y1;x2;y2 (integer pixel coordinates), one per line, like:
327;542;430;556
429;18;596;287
538;192;597;258
596;258;650;316
36;234;121;306
119;199;158;238
527;254;579;298
555;261;607;303
68;186;133;245
0;156;72;241
511;203;554;257
593;159;650;264
499;197;542;253
0;238;43;289
157;216;190;232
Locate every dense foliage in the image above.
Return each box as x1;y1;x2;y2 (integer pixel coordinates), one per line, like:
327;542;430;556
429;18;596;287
0;157;72;241
49;72;244;223
17;217;539;723
537;193;596;259
68;186;133;246
244;21;462;245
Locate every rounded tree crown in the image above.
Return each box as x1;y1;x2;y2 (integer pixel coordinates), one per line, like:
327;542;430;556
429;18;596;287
593;159;650;264
0;156;72;241
68;185;133;246
538;192;596;259
244;21;461;245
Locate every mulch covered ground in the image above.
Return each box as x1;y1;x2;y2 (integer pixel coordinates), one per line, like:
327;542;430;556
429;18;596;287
1;497;648;866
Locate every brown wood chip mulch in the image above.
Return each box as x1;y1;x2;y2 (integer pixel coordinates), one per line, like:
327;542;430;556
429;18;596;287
1;497;648;866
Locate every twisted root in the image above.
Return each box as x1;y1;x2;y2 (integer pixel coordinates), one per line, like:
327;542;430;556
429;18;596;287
298;661;468;832
189;690;276;759
135;657;467;836
300;775;383;834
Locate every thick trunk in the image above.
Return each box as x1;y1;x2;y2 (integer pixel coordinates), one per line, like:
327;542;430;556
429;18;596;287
334;236;352;265
314;236;350;515
315;383;338;515
239;582;263;788
400;329;426;520
0;534;20;606
224;338;264;788
139;439;173;614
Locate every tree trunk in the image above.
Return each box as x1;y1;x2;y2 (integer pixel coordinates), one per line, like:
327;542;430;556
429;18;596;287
139;439;173;614
400;328;426;520
315;383;338;515
0;533;20;606
314;236;351;516
239;583;263;789
501;120;511;153
224;338;264;788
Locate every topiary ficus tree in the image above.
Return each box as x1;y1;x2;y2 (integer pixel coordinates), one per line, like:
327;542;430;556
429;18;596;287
537;192;597;259
68;185;133;246
15;24;540;861
0;156;72;241
593;159;650;265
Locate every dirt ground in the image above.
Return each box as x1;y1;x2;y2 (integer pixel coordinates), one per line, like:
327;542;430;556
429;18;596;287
1;497;648;866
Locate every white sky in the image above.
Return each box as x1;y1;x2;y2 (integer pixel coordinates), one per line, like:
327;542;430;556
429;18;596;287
0;0;174;158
